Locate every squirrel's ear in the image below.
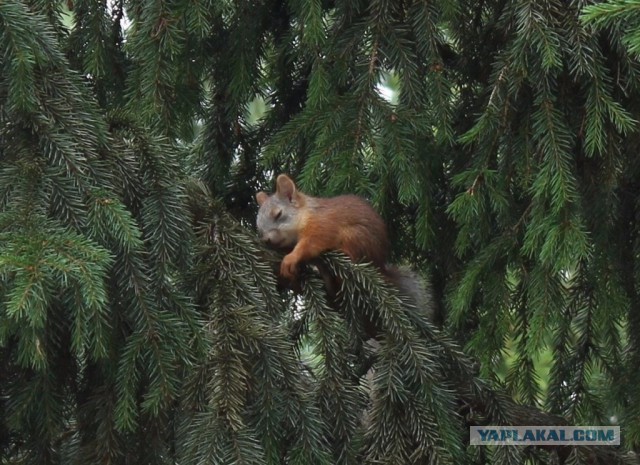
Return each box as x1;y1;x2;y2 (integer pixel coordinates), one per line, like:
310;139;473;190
276;174;297;201
256;191;268;206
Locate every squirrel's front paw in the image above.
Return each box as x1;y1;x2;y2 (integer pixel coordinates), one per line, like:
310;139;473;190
280;254;298;280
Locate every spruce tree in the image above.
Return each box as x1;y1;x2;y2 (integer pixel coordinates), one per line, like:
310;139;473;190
1;1;640;465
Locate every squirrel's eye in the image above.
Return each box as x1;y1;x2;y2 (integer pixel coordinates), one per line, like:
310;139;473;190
274;210;282;220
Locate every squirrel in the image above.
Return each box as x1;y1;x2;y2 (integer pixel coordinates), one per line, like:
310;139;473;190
255;174;432;324
256;174;389;280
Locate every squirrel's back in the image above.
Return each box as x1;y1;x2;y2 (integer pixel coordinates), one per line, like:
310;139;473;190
301;194;388;269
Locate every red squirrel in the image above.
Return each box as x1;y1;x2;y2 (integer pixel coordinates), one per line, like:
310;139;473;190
256;174;390;280
255;174;434;332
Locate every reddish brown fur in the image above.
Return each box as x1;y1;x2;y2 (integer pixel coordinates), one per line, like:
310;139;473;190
299;195;388;268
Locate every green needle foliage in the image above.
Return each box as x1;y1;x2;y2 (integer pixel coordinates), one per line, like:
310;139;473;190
2;0;640;464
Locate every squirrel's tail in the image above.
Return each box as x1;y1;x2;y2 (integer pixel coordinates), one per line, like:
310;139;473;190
383;266;436;322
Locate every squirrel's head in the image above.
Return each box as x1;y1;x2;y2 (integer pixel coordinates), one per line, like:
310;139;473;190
255;174;305;250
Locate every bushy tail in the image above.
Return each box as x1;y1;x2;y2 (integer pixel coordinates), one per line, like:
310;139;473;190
383;266;436;322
